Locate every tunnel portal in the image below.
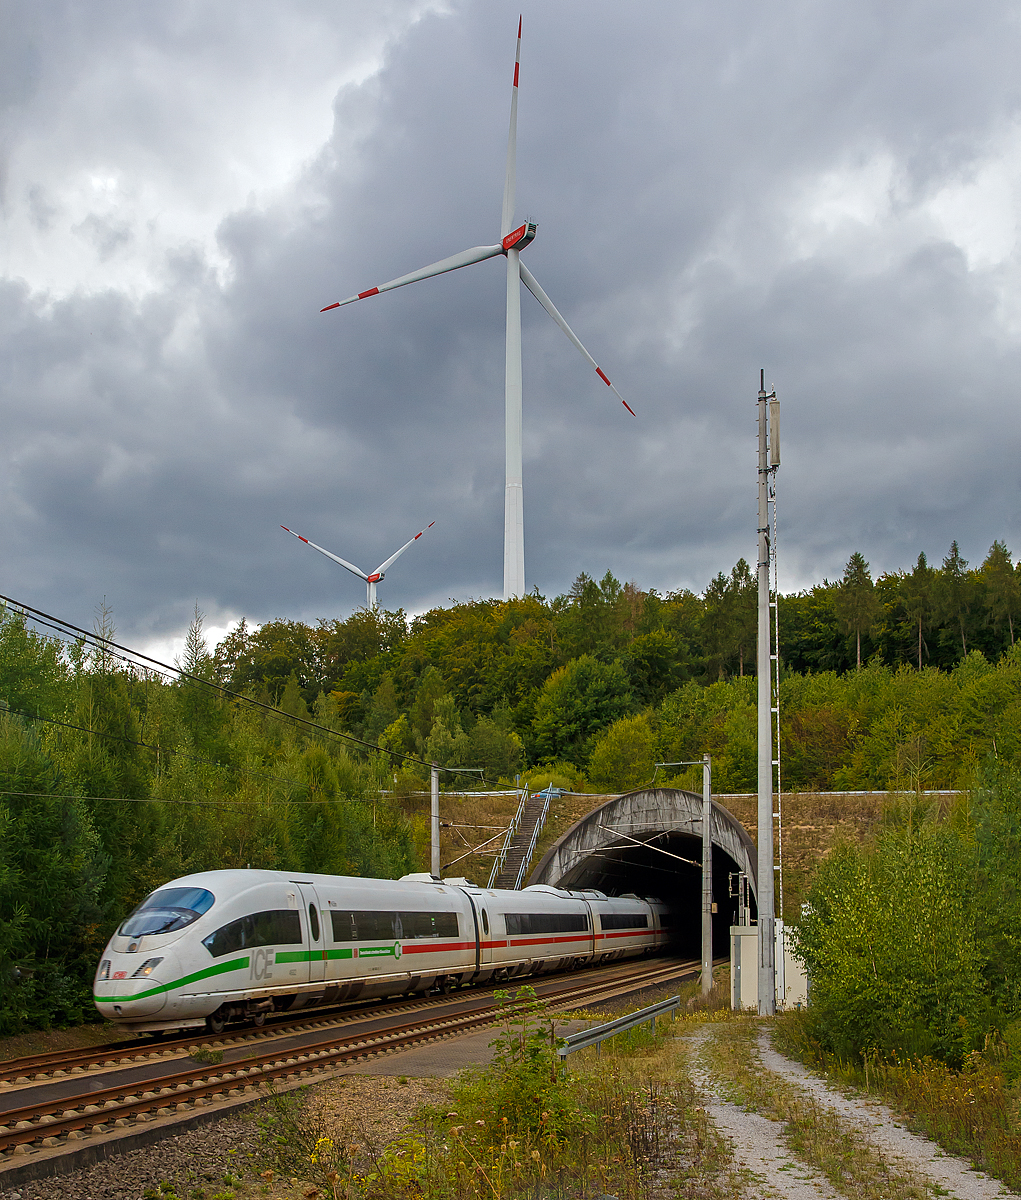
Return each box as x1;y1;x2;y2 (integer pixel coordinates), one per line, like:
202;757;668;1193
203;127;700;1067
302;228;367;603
526;788;758;958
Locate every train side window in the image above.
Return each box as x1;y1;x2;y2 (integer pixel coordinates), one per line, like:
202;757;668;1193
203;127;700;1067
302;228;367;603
599;913;649;930
202;910;301;958
330;911;355;942
309;905;320;941
505;912;589;935
435;912;459;937
481;909;490;936
397;911;460;938
346;911;402;941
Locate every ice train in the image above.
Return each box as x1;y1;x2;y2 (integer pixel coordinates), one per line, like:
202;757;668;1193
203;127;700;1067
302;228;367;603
93;869;673;1034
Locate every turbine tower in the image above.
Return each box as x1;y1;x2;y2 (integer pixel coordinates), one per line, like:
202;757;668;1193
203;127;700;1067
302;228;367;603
280;522;434;610
320;19;632;600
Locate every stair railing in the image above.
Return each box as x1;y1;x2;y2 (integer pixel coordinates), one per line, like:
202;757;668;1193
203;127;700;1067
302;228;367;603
513;784;557;889
487;786;529;888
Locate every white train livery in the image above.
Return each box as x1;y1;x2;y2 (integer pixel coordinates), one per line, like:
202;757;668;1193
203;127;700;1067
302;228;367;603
93;869;672;1033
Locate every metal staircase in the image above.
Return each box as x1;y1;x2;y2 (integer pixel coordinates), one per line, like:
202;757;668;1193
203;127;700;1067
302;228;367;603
488;784;557;890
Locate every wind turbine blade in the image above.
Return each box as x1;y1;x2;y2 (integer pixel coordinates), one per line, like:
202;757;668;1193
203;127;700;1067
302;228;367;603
500;16;522;238
518;262;636;415
373;521;436;575
321;245;503;312
280;526;368;580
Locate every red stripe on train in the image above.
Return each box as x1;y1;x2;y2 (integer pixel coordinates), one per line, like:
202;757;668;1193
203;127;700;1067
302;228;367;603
506;934;592;948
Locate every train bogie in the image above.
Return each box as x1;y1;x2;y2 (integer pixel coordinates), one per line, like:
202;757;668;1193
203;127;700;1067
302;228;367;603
94;869;672;1034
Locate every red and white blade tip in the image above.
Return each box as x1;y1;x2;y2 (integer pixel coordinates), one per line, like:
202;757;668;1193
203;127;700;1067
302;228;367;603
593;368;636;416
414;522;437;540
321;285;379;312
281;525;310;543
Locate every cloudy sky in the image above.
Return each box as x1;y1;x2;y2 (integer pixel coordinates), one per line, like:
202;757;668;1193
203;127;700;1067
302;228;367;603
2;0;1020;654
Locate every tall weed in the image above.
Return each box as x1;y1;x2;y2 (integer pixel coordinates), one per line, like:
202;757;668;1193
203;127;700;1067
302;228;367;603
775;1009;1021;1190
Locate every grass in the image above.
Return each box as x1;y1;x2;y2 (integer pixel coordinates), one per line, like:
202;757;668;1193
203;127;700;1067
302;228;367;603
774;1009;1021;1191
701;1019;939;1200
248;994;748;1199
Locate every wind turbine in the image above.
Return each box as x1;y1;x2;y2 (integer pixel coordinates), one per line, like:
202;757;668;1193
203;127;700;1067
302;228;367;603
280;522;435;610
320;18;633;600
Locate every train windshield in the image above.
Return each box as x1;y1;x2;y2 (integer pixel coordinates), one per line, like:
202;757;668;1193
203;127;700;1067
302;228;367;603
118;887;216;938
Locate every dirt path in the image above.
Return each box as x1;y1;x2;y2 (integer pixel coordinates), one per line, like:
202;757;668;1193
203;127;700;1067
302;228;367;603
757;1029;1019;1200
685;1024;843;1200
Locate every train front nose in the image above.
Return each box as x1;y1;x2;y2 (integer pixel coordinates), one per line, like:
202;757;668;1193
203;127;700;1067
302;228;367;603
94;953;174;1021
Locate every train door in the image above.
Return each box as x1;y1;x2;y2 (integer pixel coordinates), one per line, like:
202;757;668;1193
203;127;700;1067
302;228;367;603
465;893;493;969
295;883;327;984
581;900;597;959
479;901;493;967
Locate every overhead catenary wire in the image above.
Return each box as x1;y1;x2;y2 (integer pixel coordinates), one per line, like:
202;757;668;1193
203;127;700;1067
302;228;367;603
0;700;458;811
0;701;306;792
0;593;482;779
0;789;252;811
0;787;392;812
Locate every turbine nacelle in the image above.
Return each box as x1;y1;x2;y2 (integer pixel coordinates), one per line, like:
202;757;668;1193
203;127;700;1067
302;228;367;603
281;522;433;609
502;222;537;252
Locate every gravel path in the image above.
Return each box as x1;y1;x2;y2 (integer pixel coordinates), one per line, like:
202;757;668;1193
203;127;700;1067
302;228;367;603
759;1030;1020;1200
685;1025;842;1200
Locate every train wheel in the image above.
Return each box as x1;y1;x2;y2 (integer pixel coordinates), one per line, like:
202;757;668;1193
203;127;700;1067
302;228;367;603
252;1011;266;1028
206;1010;226;1035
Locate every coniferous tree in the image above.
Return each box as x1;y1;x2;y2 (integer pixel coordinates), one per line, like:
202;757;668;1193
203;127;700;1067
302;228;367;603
902;552;936;669
834;553;881;668
937;541;973;658
982;540;1020;646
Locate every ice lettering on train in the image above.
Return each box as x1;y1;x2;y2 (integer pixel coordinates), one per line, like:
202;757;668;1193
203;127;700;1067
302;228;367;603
250;946;275;980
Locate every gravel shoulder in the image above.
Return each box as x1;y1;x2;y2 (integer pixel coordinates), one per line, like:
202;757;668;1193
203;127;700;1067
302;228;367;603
758;1029;1020;1200
0;1074;447;1200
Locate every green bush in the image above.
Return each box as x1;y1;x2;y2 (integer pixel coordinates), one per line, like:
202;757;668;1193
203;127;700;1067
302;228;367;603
793;821;989;1064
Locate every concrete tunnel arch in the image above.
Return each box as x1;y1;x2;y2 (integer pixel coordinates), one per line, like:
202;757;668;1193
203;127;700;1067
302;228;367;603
526;788;758;958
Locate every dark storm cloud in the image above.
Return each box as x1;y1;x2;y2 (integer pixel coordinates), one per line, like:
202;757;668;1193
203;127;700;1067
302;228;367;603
1;0;1020;644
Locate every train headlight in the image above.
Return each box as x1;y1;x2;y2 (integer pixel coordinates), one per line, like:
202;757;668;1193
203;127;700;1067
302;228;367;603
97;960;110;981
132;958;163;978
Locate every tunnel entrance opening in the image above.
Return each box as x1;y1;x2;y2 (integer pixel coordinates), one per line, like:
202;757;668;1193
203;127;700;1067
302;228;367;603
552;831;755;958
527;788;758;961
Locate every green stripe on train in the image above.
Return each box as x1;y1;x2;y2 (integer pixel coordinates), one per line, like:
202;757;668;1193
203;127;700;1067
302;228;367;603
93;955;251;1004
275;948;355;963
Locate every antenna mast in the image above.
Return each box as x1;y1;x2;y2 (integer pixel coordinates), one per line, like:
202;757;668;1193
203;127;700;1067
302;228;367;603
757;370;780;1015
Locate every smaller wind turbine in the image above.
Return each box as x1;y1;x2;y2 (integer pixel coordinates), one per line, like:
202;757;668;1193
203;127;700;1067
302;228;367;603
281;522;435;610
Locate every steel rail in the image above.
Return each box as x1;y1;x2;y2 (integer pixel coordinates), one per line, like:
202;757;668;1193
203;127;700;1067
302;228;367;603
0;993;449;1083
0;951;697;1082
0;957;699;1157
0;953;691;1084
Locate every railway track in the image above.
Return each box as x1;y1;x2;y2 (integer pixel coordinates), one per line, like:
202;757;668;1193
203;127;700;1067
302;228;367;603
0;992;463;1086
0;953;693;1086
0;955;698;1164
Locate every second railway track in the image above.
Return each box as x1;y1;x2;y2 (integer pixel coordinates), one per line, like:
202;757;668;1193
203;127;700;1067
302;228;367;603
0;955;699;1165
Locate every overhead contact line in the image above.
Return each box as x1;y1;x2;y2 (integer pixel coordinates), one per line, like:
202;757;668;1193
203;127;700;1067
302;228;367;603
0;593;482;779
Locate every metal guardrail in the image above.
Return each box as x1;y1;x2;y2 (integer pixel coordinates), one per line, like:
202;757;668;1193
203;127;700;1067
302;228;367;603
557;994;681;1062
487;786;529;888
513;784;556;888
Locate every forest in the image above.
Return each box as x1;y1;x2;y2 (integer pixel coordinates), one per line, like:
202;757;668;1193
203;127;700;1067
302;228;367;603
2;535;1021;1032
214;537;1021;794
